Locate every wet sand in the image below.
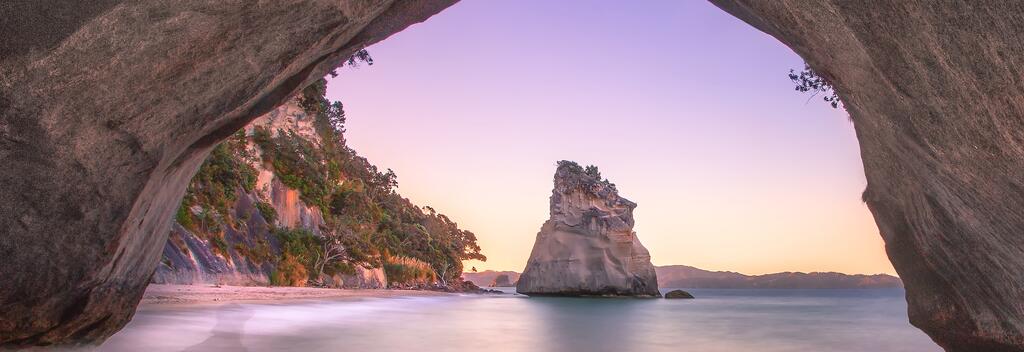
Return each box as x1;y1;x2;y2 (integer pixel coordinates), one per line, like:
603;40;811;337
141;284;452;307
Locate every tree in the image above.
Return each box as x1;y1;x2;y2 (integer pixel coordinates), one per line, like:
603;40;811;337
313;237;347;284
789;63;842;109
435;262;452;287
269;47;486;287
344;49;374;68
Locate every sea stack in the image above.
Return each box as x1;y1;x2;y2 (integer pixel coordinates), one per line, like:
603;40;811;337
517;161;660;297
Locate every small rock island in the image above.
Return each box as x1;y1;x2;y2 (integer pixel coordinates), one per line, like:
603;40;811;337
516;161;660;297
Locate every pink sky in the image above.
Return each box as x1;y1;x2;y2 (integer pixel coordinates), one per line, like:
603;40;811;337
326;0;894;275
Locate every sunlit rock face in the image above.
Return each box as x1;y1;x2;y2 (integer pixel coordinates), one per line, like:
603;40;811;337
710;1;1024;350
517;162;660;297
0;0;455;346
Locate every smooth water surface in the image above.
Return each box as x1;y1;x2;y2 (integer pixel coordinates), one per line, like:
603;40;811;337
100;288;939;352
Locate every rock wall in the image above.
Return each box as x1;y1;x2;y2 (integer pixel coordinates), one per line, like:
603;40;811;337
516;162;660;297
0;0;454;346
153;201;276;286
710;1;1024;350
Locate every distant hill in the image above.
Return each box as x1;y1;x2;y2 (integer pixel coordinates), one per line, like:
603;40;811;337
464;266;902;289
655;265;902;289
462;270;521;287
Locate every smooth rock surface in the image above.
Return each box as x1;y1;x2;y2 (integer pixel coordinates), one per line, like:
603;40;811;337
0;0;454;346
710;1;1024;350
516;162;660;297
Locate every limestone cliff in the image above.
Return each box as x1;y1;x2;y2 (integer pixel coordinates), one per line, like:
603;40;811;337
517;162;660;297
151;97;386;289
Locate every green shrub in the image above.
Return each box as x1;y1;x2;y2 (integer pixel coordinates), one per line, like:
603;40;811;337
255;200;277;225
175;205;193;230
210;234;229;258
187;130;259;218
325;261;357;276
384;256;436;285
274;227;321;281
235;238;274;265
270;253;308;287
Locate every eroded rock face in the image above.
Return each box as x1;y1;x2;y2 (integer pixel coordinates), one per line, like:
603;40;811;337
0;0;455;346
516;162;660;297
710;1;1024;350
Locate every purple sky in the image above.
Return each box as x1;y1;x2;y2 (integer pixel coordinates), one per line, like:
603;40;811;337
327;0;893;275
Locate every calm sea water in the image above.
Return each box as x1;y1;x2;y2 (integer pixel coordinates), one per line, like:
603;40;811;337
99;288;940;352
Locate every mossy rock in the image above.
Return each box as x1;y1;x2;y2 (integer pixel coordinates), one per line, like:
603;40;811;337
664;290;695;299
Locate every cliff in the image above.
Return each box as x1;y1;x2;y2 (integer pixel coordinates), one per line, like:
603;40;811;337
462;270;521;287
151;96;386;289
516;161;660;297
656;265;902;289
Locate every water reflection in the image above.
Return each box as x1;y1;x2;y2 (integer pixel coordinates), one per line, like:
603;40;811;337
530;296;654;352
183;304;253;352
99;290;939;352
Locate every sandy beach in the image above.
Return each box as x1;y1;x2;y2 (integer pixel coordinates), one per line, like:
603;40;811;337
141;284;453;307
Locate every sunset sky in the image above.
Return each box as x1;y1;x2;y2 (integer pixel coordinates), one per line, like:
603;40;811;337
326;0;893;275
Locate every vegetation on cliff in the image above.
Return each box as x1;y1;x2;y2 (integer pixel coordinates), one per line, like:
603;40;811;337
173;51;485;287
555;160;617;193
789;63;842;109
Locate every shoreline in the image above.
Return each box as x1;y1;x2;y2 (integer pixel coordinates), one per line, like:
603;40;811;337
140;284;454;308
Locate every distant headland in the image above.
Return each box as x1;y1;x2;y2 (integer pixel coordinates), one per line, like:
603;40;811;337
465;266;901;289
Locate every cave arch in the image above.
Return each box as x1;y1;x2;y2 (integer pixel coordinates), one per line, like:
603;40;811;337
1;1;1022;351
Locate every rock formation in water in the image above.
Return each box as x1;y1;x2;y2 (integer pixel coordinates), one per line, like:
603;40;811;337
664;290;695;299
462;270;521;287
0;0;455;346
708;2;1024;350
516;161;660;297
656;265;902;289
489;274;515;287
